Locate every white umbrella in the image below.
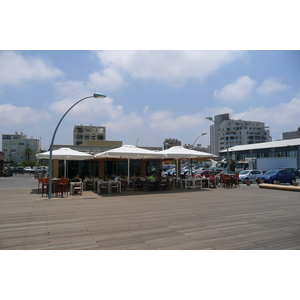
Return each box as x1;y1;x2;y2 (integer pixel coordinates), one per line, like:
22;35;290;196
94;145;164;189
36;147;93;178
158;146;216;178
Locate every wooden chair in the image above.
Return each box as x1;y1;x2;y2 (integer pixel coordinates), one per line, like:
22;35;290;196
99;181;108;193
223;174;232;188
219;173;225;188
41;178;49;196
73;183;82;195
232;173;240;187
165;178;173;190
134;178;143;190
37;177;43;194
112;181;121;193
58;177;69;197
159;179;167;190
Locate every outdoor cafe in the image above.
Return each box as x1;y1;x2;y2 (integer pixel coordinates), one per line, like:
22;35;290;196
36;145;224;197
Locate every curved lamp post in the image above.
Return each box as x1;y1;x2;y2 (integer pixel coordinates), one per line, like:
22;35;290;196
189;132;207;174
206;116;230;172
48;93;106;199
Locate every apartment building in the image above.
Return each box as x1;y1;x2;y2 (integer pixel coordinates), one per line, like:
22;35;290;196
163;138;181;150
208;113;271;155
73;125;106;145
282;129;300;140
2;132;40;165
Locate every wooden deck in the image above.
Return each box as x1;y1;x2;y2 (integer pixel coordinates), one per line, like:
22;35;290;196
1;184;300;249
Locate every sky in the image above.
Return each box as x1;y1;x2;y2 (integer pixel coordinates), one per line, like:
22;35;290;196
1;50;300;151
2;1;300;296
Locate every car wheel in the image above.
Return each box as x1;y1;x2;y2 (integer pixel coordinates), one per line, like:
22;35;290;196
272;179;277;184
291;178;296;185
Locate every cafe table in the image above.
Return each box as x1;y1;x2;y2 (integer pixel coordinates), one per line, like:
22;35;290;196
180;177;210;189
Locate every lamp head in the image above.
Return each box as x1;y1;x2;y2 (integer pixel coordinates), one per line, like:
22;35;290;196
205;116;213;121
201;132;207;136
94;92;107;98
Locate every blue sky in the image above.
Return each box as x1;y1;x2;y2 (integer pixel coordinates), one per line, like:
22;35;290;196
1;50;300;151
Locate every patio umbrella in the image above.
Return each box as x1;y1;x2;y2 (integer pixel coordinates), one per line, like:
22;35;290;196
94;145;164;189
158;146;216;177
36;147;93;178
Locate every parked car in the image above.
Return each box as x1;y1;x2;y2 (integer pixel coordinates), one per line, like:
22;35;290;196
278;167;300;178
35;166;48;174
24;167;35;174
194;169;214;177
256;168;296;184
165;168;176;176
216;171;236;180
11;167;25;174
239;170;263;183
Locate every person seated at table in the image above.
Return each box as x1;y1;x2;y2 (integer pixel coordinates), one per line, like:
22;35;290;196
72;174;81;182
180;171;188;179
209;172;217;188
159;169;166;179
114;174;122;181
147;173;156;180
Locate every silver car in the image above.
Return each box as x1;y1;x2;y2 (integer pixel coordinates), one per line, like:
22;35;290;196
239;170;263;183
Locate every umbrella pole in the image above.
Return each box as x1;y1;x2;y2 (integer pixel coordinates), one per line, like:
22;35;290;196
64;159;66;178
128;159;130;190
176;158;179;187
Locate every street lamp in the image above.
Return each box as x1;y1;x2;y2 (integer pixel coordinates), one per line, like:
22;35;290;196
136;138;139;147
189;132;207;174
47;93;106;199
192;132;207;149
206;116;230;172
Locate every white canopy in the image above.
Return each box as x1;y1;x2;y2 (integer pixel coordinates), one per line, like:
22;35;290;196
94;145;164;188
36;148;93;177
158;146;215;159
158;146;216;177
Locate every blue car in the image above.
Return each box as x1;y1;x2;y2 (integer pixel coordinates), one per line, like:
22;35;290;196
256;168;296;185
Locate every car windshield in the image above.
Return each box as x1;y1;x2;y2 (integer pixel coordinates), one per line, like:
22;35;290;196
239;170;249;175
264;169;278;175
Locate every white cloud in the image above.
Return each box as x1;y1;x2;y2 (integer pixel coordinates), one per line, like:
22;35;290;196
102;112;143;132
149;110;205;131
233;96;300;137
88;67;125;91
48;95;144;134
0;51;64;88
0;103;51;126
257;77;290;96
49;97;124;120
95;50;244;87
214;76;256;102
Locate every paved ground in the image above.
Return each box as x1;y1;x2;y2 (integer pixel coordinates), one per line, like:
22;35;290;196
1;174;300;250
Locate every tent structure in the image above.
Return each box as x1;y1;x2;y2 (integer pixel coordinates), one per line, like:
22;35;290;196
36;147;93;178
94;145;165;188
158;146;216;177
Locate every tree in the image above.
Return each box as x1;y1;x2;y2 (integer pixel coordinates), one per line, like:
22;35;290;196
25;148;33;162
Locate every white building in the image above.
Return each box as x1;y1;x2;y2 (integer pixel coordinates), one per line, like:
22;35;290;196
2;133;40;165
220;138;300;168
73;125;106;145
282;130;300;140
208;113;271;155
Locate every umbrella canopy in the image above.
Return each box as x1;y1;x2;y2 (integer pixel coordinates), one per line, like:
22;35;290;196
94;145;164;188
158;146;216;177
158;146;215;159
36;148;93;177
